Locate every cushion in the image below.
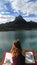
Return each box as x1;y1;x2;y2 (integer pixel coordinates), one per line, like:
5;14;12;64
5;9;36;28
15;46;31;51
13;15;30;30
2;51;13;65
25;50;35;63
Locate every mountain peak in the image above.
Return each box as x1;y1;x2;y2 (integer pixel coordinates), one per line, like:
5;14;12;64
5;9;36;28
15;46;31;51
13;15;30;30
15;15;26;22
15;15;23;20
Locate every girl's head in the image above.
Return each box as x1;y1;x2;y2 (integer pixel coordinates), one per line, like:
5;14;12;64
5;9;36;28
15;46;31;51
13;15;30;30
11;39;22;56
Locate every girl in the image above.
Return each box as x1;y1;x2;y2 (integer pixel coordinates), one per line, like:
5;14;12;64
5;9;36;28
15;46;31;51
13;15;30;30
11;39;25;65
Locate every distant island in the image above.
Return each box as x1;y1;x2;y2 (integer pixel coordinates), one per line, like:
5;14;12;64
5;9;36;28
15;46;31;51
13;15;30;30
0;15;37;31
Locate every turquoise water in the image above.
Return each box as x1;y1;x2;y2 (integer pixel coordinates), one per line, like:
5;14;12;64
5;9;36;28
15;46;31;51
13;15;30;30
0;30;37;53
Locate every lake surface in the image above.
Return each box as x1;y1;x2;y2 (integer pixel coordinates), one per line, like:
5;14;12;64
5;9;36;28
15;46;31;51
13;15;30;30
0;30;37;53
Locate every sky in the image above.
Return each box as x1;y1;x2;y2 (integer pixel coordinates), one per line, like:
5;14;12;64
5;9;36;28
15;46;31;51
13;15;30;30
0;0;37;24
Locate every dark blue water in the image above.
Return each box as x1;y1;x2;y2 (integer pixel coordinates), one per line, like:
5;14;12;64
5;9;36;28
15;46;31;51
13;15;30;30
0;30;37;53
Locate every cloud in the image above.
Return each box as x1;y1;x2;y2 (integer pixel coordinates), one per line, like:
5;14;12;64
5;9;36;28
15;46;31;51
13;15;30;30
0;0;12;14
0;15;15;24
24;17;37;22
10;0;37;16
0;0;15;24
0;0;37;23
0;0;8;12
0;12;10;15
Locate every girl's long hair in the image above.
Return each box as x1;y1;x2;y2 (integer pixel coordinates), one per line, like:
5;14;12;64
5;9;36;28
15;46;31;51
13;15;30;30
13;39;22;54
